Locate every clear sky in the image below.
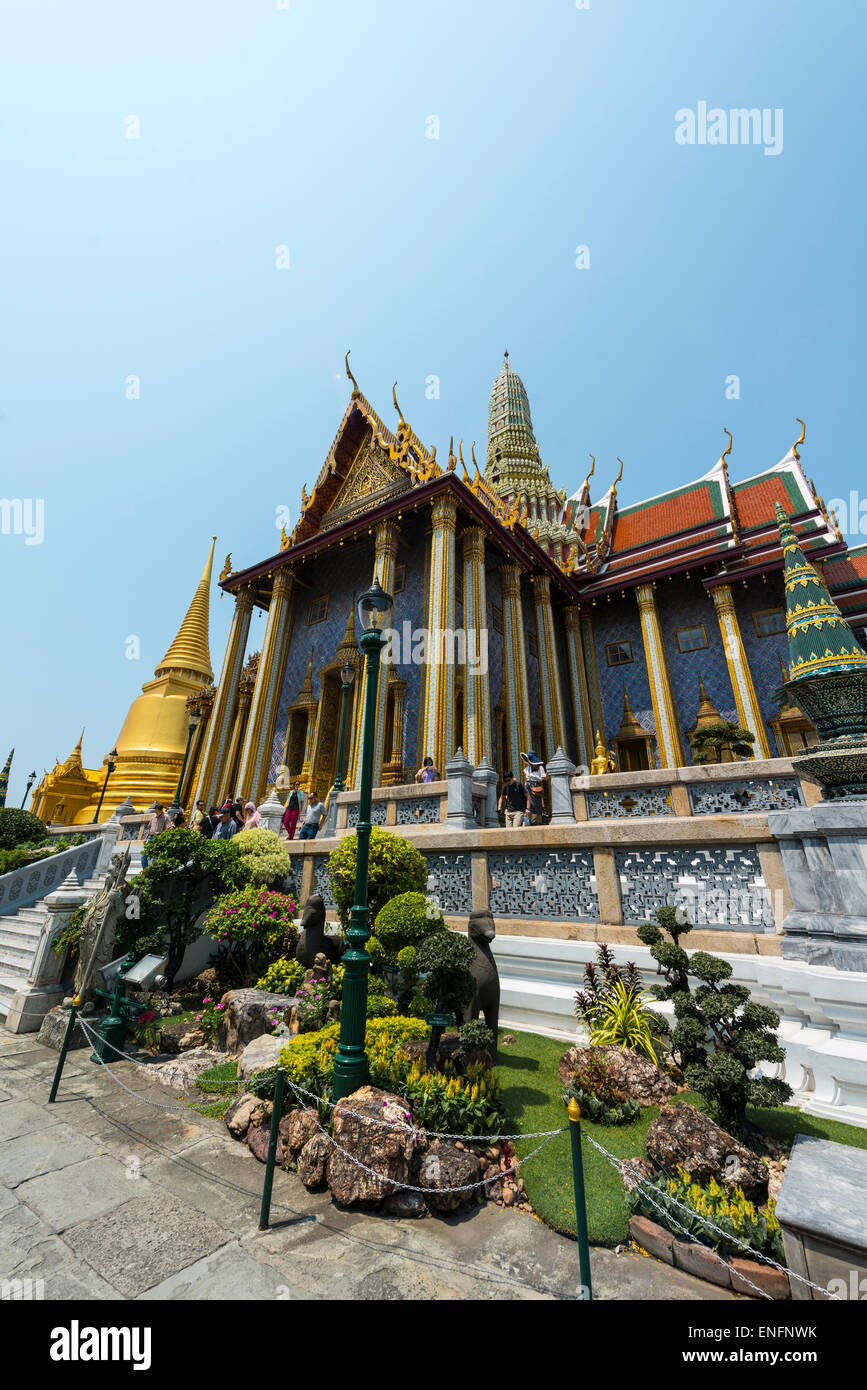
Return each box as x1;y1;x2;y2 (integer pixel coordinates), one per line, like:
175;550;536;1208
1;0;864;806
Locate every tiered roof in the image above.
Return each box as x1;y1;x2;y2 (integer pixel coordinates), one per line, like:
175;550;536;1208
776;503;867;680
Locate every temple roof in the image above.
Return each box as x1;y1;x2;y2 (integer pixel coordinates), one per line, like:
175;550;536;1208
156;537;215;681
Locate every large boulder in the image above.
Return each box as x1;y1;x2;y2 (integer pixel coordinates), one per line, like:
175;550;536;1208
558;1044;677;1106
645;1103;769;1203
326;1086;417;1207
36;1006;90;1051
217;989;294;1053
225;1092;270;1139
238;1033;284;1080
280;1107;319;1159
148;1047;223;1090
415;1139;482;1213
298;1133;332;1188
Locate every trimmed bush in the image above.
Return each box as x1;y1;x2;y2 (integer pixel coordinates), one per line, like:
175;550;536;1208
326;827;427;928
373;891;446;952
0;808;47;850
234;827;295;889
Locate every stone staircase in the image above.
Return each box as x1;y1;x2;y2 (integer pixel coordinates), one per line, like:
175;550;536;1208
0;869;107;1022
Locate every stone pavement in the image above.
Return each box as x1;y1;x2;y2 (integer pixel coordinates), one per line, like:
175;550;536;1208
0;1030;739;1301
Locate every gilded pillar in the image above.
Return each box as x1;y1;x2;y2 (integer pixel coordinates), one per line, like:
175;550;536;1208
461;525;492;765
194;586;254;807
236;568;295;802
636;583;685;768
564;605;593;768
222;657;257;796
420;496;458;773
533;574;567;758
580;607;605;744
350;520;401;788
710;584;772;758
500;562;532;772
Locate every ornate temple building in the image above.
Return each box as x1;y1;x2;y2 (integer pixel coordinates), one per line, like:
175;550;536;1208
32;354;867;821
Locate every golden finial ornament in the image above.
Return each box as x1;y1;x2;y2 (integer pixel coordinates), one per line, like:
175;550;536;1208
722;429;733;466
614;458;624;486
392;382;405;429
279;526;290;551
584;454;595;491
301;484;310;509
219;553;233;582
345;350;360;399
793;417;806;461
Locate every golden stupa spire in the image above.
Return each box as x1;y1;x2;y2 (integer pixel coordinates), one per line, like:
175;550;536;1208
156;537;215;681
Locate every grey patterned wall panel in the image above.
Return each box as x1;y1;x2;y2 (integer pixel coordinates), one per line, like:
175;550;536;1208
688;778;803;815
347;801;388;828
587;787;675;819
313;857;337;910
423;853;473;914
396;797;441;825
489;848;599;921
0;838;102;911
615;845;774;929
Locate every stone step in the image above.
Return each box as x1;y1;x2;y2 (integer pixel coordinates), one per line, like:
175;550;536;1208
0;973;23;1017
0;943;35;972
0;918;43;943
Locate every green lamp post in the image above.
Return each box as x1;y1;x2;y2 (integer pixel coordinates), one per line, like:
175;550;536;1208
331;579;393;1101
21;770;36;809
94;748;118;822
333;659;357;795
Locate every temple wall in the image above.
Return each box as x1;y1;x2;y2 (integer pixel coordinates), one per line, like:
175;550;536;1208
733;572;791;740
591;595;653;753
655;578;736;758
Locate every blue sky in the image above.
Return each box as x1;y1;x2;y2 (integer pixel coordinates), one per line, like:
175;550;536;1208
1;0;864;805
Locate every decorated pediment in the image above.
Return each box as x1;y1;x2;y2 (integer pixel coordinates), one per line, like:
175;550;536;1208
321;440;412;528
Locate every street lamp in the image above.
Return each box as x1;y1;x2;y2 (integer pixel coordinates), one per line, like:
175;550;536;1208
331;579;393;1100
333;659;357;796
169;705;202;821
94;749;118;823
20;771;36;809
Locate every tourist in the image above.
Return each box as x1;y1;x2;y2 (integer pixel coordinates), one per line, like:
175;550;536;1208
298;792;325;840
191;799;206;832
145;802;169;841
283;782;303;839
243;800;260;829
171;809;185;828
527;780;546;825
415;755;439;784
212;803;239;840
199;806;218;838
231;799;245;830
498;772;528;829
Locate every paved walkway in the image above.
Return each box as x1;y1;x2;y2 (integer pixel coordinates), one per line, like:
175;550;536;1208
0;1029;738;1301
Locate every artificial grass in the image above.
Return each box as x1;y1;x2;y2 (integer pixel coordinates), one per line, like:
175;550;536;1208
496;1027;867;1247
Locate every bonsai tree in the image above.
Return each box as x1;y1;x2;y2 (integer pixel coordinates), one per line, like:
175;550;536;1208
638;906;792;1135
327;826;427;928
414;930;476;1071
0;808;47;850
689;720;755;765
368;891;447;1009
125;828;244;990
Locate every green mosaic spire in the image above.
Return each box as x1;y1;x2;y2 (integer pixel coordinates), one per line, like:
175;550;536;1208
777;503;867;681
0;748;13;809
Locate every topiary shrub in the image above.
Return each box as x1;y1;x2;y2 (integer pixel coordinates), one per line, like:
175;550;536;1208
0;808;47;850
372;891;445;951
255;956;305;996
234;827;296;890
366;994;398;1019
326;827;427;928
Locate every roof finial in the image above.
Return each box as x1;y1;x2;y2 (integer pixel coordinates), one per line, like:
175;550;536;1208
392;381;405;428
504;348;509;367
344;350;360;399
793;417;806;461
613;458;624;491
471;442;478;471
722;429;733;466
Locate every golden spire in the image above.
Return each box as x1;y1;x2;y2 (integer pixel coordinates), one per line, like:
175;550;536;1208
793;417;806;462
611;458;624;499
156;537;215;681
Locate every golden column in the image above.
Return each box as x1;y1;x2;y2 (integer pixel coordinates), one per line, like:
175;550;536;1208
420;496;458;773
564;605;593;767
580;607;606;744
350;520;401;788
222;653;258;796
195;585;254;807
710;584;772;759
533;574;567;758
461;525;492;766
635;583;685;768
500;562;532;772
236;568;296;802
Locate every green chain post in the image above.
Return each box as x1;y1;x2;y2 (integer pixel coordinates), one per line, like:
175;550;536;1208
567;1097;593;1299
48;997;79;1104
259;1066;286;1230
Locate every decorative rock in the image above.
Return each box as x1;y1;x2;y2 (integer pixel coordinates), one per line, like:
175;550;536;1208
558;1044;677;1105
646;1104;769;1203
384;1190;428;1219
672;1238;732;1288
238;1033;284;1080
326;1086;416;1206
416;1138;482;1213
729;1257;791;1300
281;1107;319;1158
217;988;295;1053
148;1047;223;1090
298;1132;332;1188
225;1093;268;1139
178;1028;205;1052
36;1006;90;1052
247;1117;280;1165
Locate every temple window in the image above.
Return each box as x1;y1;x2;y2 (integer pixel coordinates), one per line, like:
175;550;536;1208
307;595;329;625
394;564;406;594
605;640;634;667
491;604;503;635
675;624;709;653
752;607;786;637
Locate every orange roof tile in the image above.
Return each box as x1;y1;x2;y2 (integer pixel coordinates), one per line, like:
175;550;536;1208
613;482;722;552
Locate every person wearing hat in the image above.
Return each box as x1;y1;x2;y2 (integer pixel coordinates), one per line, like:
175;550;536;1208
212;803;240;840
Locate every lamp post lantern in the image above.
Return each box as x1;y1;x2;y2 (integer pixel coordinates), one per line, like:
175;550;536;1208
331;579;393;1100
94;749;118;823
21;770;36;809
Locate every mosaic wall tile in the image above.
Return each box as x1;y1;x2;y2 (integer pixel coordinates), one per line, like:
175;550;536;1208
587;786;675;818
423;852;473;914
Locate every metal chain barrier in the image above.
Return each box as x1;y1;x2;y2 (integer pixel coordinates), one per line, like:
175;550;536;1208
586;1133;841;1301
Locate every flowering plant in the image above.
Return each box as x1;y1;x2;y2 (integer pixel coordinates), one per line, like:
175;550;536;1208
204;887;298;988
133;1009;162;1054
196;996;225;1046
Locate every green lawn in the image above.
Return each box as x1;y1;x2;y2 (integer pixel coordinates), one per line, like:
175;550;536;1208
496;1027;867;1247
